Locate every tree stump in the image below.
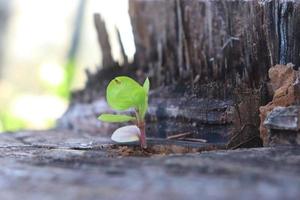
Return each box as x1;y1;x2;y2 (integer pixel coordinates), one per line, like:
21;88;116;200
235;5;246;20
59;0;300;147
3;1;300;199
0;130;300;199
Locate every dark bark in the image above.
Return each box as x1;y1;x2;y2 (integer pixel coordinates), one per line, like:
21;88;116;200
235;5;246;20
127;0;300;146
129;0;300;88
94;13;117;68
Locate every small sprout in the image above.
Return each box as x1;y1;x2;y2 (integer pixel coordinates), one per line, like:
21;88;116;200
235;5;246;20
98;76;150;148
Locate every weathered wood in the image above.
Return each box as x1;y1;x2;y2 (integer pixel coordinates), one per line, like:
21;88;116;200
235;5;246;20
60;0;300;147
129;0;300;88
94;13;116;68
264;106;300;145
5;2;300;199
0;130;300;200
128;0;300;145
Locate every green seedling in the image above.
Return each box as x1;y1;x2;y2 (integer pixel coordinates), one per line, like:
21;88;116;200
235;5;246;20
98;76;150;148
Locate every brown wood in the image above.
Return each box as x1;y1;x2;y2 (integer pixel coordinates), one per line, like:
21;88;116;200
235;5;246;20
60;0;300;147
129;0;300;88
127;0;300;145
166;132;192;139
94;13;116;68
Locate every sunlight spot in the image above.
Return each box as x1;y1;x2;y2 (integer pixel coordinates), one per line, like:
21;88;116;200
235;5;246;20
39;62;65;86
10;95;67;129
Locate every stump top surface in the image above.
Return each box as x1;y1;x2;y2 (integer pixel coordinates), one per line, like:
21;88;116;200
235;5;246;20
0;130;299;200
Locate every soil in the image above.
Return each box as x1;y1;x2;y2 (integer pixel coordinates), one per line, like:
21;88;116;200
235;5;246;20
107;143;223;157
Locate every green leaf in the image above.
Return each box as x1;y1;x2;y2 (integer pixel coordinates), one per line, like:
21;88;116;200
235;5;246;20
106;76;146;111
143;77;150;94
98;114;136;123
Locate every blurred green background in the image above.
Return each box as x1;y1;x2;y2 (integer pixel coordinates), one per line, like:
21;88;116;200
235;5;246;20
0;0;135;132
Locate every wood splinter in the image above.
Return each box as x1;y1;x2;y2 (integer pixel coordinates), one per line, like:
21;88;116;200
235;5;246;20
167;132;192;140
167;132;207;143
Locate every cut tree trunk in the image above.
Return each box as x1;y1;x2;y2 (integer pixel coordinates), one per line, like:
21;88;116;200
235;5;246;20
59;0;300;148
0;130;300;199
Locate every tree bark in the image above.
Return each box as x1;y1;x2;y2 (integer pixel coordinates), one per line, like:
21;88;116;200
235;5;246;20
129;0;300;88
128;0;300;147
60;0;300;148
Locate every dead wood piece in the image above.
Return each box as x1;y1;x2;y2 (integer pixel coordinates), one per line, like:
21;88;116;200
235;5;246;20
180;138;207;143
94;13;116;68
167;132;192;140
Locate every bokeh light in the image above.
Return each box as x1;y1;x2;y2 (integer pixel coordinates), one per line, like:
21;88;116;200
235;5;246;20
0;0;135;132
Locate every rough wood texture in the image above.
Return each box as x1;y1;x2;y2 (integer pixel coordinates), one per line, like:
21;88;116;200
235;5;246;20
94;13;116;68
128;0;300;137
60;0;300;147
4;2;300;199
128;0;300;145
0;130;300;200
129;0;300;88
264;106;300;145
